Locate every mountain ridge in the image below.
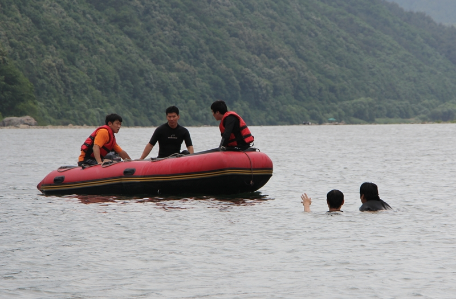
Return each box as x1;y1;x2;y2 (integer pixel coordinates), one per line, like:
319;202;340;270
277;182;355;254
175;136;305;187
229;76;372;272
2;0;456;125
387;0;456;25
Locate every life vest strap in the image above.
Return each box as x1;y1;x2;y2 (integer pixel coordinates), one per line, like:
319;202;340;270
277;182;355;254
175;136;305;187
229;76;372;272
102;146;111;153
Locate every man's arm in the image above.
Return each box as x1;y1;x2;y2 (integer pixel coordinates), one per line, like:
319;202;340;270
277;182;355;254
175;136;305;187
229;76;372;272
141;129;159;159
184;130;194;154
301;193;312;212
118;150;131;161
93;145;103;164
112;144;130;161
140;143;154;160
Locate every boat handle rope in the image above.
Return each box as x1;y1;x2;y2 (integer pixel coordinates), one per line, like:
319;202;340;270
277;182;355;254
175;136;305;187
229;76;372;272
150;153;185;162
101;160;119;168
57;165;79;172
243;151;254;186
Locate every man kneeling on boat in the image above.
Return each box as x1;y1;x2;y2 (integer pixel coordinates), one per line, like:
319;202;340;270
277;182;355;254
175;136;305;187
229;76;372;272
140;106;194;159
78;114;132;166
211;100;254;150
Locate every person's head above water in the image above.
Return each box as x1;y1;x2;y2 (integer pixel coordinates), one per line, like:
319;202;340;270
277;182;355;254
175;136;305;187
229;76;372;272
301;189;344;212
327;189;344;210
360;182;380;203
359;182;392;211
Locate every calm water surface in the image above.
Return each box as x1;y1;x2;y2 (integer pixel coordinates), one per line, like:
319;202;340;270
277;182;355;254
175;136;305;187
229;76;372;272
1;124;456;298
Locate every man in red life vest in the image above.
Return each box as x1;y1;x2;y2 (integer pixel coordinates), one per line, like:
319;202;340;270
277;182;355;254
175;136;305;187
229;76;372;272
78;114;131;166
210;100;254;150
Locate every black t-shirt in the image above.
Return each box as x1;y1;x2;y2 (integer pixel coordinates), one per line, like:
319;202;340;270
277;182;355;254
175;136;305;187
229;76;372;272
149;123;193;158
220;115;249;148
359;199;392;211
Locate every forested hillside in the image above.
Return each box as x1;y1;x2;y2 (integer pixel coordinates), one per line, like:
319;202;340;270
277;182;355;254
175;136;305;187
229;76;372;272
387;0;456;25
2;0;456;125
0;43;37;122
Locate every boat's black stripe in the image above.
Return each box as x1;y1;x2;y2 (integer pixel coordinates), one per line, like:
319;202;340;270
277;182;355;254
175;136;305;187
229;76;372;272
40;168;273;191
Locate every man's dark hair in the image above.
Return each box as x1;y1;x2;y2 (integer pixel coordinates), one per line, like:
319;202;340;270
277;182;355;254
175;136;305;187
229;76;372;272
360;182;380;201
105;114;122;125
166;106;179;115
211;100;228;115
326;189;344;209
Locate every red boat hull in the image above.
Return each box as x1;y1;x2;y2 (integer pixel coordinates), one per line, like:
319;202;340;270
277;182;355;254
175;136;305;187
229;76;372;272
37;150;273;196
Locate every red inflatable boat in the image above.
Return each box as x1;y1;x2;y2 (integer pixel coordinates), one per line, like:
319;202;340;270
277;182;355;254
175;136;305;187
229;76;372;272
37;148;273;196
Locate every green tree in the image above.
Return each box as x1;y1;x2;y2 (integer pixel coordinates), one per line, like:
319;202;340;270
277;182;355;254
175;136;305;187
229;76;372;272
0;45;38;119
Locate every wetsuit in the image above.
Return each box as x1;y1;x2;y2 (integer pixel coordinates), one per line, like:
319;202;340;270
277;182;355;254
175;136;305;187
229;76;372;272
149;123;193;158
326;211;343;215
359;199;392;211
220;115;250;149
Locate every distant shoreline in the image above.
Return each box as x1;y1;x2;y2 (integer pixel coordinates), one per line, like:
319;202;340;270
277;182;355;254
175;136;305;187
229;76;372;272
0;122;450;129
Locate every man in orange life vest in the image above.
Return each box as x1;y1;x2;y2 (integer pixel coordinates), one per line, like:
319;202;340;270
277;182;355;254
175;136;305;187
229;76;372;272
210;100;254;150
78;114;131;166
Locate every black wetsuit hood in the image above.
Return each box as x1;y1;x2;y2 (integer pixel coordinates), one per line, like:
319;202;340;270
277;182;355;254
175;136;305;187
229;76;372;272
359;199;392;212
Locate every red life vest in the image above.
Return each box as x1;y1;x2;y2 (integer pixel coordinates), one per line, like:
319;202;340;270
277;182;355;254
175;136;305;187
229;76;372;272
219;111;254;147
81;125;116;159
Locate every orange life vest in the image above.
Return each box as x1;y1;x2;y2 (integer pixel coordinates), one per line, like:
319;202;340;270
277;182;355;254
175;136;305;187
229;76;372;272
80;125;116;159
219;111;254;147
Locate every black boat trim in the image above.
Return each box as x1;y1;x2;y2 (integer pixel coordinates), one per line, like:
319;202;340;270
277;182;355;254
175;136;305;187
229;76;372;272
40;168;273;191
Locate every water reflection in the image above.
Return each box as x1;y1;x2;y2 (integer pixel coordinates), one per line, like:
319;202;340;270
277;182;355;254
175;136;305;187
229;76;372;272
59;191;272;207
9;126;456;298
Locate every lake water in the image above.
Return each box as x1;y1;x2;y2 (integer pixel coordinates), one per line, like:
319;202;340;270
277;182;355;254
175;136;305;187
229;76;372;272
1;124;456;298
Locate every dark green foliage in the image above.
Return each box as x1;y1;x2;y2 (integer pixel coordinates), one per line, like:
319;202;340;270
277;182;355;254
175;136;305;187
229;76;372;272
0;44;38;120
339;98;376;123
429;101;456;121
2;0;456;125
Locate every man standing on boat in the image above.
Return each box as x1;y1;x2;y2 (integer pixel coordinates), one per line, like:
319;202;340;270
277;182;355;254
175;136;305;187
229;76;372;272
210;100;254;150
140;106;194;159
78;114;131;166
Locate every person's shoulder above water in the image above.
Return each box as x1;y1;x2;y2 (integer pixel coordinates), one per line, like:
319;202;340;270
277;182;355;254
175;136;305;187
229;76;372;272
359;199;392;211
326;210;344;215
359;182;392;212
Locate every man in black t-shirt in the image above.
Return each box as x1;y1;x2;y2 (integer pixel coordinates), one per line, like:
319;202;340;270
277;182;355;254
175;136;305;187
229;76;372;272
140;106;194;159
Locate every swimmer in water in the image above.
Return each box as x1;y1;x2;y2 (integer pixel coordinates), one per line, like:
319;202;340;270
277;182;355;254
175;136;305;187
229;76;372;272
301;189;344;213
359;182;392;211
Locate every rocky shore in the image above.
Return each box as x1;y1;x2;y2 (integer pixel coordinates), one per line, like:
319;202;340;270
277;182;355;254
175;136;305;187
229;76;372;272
1;116;37;127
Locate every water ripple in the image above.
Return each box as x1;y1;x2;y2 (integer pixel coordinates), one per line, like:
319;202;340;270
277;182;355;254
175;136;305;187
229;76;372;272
1;125;456;298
